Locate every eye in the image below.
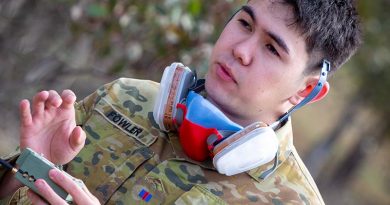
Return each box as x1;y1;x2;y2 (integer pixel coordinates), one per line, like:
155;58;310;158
238;19;252;32
266;44;280;57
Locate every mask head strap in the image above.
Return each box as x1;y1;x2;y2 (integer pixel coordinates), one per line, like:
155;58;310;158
271;60;331;130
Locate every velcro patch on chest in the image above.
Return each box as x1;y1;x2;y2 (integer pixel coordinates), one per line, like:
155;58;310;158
94;98;156;146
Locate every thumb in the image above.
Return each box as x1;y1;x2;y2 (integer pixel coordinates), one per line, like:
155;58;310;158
69;126;86;152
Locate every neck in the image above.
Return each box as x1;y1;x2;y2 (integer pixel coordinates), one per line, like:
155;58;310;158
205;95;281;127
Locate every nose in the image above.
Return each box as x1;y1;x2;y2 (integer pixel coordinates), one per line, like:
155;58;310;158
232;36;256;66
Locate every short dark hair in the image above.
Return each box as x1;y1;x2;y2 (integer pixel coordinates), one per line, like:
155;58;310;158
280;0;362;74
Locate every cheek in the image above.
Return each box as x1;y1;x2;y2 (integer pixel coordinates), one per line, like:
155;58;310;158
240;70;272;92
238;70;284;102
235;77;263;103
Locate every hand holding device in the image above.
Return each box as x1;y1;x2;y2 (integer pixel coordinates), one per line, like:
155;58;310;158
0;148;99;204
27;168;100;205
0;90;86;198
0;148;83;203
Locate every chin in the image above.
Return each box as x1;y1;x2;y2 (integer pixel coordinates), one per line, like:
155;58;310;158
205;81;230;111
205;79;221;104
204;77;216;102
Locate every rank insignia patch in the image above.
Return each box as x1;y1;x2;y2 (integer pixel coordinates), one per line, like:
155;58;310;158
138;188;152;202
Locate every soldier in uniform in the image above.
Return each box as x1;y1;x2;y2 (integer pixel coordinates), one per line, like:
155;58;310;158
0;0;361;204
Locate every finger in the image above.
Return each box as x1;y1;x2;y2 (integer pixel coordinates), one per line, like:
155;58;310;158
20;99;32;126
27;190;48;205
48;169;91;205
82;184;99;202
60;89;76;109
69;126;86;152
47;90;62;108
32;91;49;117
34;179;67;205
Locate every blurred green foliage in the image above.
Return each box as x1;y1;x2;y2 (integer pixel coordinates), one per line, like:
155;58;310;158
352;0;390;137
62;0;245;79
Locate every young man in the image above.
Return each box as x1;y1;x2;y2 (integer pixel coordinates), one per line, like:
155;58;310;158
0;0;361;204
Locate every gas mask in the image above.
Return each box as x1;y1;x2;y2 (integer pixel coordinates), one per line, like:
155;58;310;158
153;62;330;176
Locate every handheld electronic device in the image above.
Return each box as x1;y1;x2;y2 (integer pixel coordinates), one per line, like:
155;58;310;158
0;148;83;203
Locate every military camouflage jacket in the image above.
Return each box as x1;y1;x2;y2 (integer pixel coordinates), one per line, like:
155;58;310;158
0;78;325;205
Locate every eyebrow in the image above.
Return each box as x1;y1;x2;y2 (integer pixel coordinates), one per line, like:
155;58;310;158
241;5;290;55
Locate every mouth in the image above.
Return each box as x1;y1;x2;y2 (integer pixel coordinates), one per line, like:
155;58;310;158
216;63;237;84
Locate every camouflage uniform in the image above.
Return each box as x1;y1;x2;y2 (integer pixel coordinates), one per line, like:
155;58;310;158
0;78;325;205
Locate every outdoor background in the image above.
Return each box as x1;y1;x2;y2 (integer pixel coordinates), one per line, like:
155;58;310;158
0;0;389;204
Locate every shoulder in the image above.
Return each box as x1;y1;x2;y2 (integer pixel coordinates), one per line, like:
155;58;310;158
99;77;160;111
82;77;163;146
106;77;160;98
275;146;325;205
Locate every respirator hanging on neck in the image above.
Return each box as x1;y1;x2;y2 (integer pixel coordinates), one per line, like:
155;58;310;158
153;61;330;176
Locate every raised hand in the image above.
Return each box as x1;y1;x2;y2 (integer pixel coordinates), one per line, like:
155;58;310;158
19;90;86;165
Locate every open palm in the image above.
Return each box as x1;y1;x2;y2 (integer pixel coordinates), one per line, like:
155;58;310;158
19;90;85;165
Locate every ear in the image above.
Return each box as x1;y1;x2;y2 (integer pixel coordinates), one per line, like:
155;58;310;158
299;81;330;104
289;80;330;105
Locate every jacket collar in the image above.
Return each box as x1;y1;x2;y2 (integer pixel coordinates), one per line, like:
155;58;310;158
247;119;294;182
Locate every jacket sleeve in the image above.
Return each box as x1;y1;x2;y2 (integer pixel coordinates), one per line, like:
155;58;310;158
0;150;20;181
0;150;30;205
